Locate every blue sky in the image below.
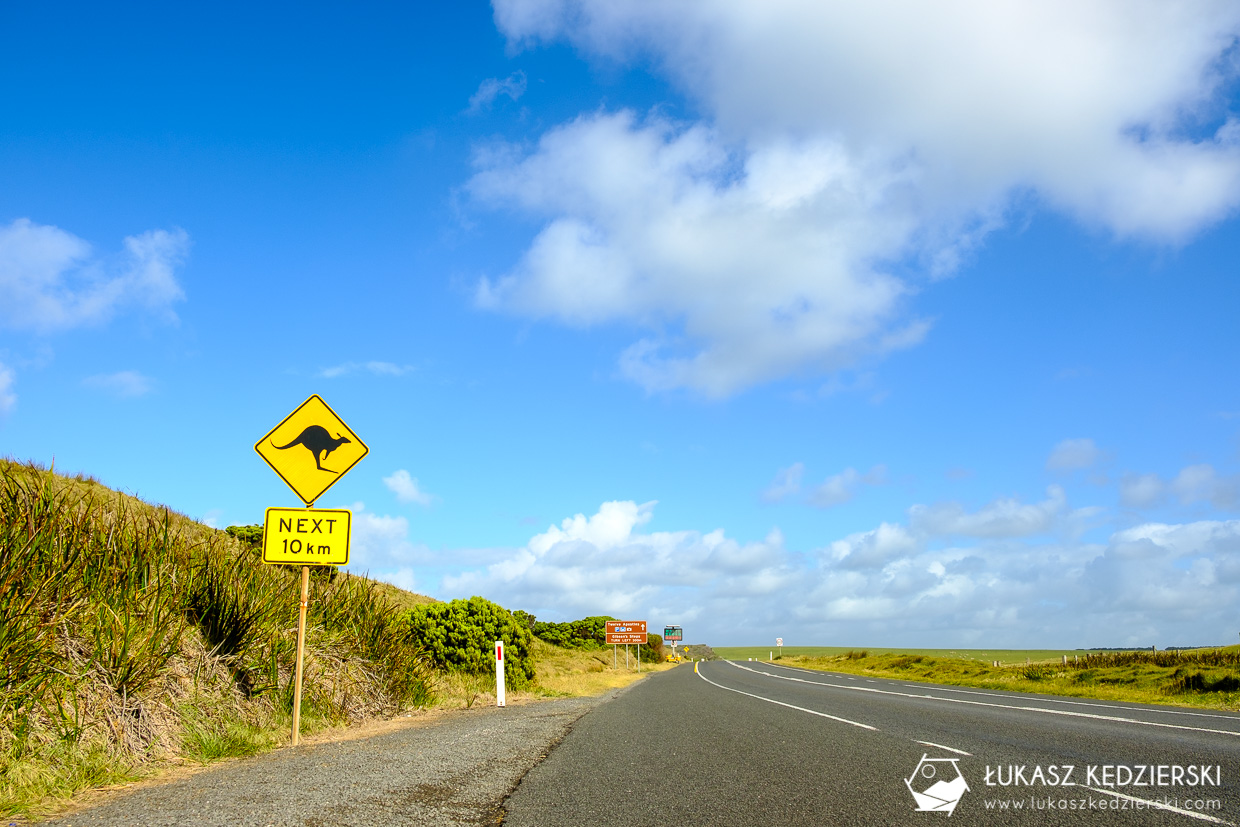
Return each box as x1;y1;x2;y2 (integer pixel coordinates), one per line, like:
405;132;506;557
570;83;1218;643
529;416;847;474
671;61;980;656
3;1;1240;648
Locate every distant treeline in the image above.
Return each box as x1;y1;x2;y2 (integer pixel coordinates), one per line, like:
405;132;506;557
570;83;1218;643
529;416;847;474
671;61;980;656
1083;646;1227;652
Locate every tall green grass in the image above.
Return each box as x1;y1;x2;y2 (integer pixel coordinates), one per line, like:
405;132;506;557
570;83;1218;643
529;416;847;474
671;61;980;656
0;459;437;818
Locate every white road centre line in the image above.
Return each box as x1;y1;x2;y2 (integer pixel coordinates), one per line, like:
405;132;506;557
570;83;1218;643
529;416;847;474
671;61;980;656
1080;785;1235;826
730;662;1240;738
697;664;878;731
914;740;972;756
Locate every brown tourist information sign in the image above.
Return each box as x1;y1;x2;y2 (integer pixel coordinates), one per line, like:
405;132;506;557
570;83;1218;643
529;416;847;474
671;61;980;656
605;620;647;645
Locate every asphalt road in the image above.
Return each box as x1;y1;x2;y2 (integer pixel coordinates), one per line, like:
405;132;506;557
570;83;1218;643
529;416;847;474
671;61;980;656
501;661;1240;826
36;694;608;827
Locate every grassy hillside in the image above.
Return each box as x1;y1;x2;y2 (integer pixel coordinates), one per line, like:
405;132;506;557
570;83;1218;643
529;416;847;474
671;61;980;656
0;459;664;820
0;459;432;818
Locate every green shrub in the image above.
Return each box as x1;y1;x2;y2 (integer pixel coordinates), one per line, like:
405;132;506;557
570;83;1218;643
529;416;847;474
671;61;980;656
399;596;536;689
1171;672;1240;693
1021;665;1052;681
224;524;263;549
531;615;614;649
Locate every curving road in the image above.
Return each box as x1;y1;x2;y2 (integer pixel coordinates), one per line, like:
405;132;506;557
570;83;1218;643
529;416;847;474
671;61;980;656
502;661;1240;826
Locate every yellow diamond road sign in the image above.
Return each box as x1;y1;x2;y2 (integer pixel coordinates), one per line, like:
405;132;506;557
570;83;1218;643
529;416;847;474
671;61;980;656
255;395;368;505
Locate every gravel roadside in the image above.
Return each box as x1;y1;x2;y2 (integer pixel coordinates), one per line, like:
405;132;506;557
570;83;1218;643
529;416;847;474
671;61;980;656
36;691;623;827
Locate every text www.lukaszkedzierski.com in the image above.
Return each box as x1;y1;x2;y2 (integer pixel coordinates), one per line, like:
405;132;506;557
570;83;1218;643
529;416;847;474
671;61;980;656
983;796;1221;812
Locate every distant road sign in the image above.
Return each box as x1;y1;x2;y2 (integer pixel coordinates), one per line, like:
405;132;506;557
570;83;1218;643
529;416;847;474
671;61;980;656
262;507;351;565
255;395;368;505
606;620;647;645
664;626;683;641
777;638;783;647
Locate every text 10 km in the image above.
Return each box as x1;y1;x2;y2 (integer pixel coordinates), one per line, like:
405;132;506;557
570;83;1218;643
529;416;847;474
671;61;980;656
279;538;334;555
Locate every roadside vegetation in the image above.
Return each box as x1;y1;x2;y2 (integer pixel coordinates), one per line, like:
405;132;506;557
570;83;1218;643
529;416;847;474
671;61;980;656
725;647;1240;710
0;459;665;820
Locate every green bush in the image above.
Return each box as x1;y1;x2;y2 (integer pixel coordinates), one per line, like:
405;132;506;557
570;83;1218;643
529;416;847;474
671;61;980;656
224;524;263;548
399;596;536;689
531;615;614;649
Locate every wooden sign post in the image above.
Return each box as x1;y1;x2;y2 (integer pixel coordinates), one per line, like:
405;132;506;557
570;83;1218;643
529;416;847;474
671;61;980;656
254;395;367;746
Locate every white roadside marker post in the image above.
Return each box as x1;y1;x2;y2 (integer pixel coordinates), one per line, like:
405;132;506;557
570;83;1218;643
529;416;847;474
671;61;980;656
495;640;506;707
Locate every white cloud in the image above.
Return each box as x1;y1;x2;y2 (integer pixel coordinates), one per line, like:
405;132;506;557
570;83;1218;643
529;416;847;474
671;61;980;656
0;219;188;333
808;465;887;508
1119;464;1240;511
909;485;1071;538
1120;472;1166;509
1046;438;1101;471
82;370;154;398
471;113;930;396
383;469;436;507
0;362;14;415
1172;464;1240;510
476;2;1240;394
319;361;414;379
469;71;528;112
761;462;803;503
828;522;919;569
442;500;798;622
347;502;432;572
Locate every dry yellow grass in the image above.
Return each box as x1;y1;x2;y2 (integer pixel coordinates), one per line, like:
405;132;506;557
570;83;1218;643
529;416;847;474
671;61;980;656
427;639;675;709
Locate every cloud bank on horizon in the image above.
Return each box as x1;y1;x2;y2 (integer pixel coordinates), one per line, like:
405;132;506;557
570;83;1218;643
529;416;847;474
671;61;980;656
470;0;1240;396
348;431;1240;647
355;485;1240;648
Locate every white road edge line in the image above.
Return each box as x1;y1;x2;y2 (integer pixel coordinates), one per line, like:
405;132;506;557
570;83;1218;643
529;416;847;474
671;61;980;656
730;662;1240;738
696;664;878;731
914;740;971;756
1081;785;1235;826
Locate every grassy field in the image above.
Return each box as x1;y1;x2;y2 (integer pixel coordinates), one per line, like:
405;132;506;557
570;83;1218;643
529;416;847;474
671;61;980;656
714;646;1240;711
715;646;1120;663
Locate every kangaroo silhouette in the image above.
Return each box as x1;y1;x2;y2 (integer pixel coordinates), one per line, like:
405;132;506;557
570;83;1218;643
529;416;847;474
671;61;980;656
271;425;351;473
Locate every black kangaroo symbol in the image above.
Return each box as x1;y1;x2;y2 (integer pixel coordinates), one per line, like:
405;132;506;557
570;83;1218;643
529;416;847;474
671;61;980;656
271;425;351;473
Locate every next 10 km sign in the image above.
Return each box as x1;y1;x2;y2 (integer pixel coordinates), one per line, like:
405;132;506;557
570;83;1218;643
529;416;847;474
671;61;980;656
263;507;351;565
